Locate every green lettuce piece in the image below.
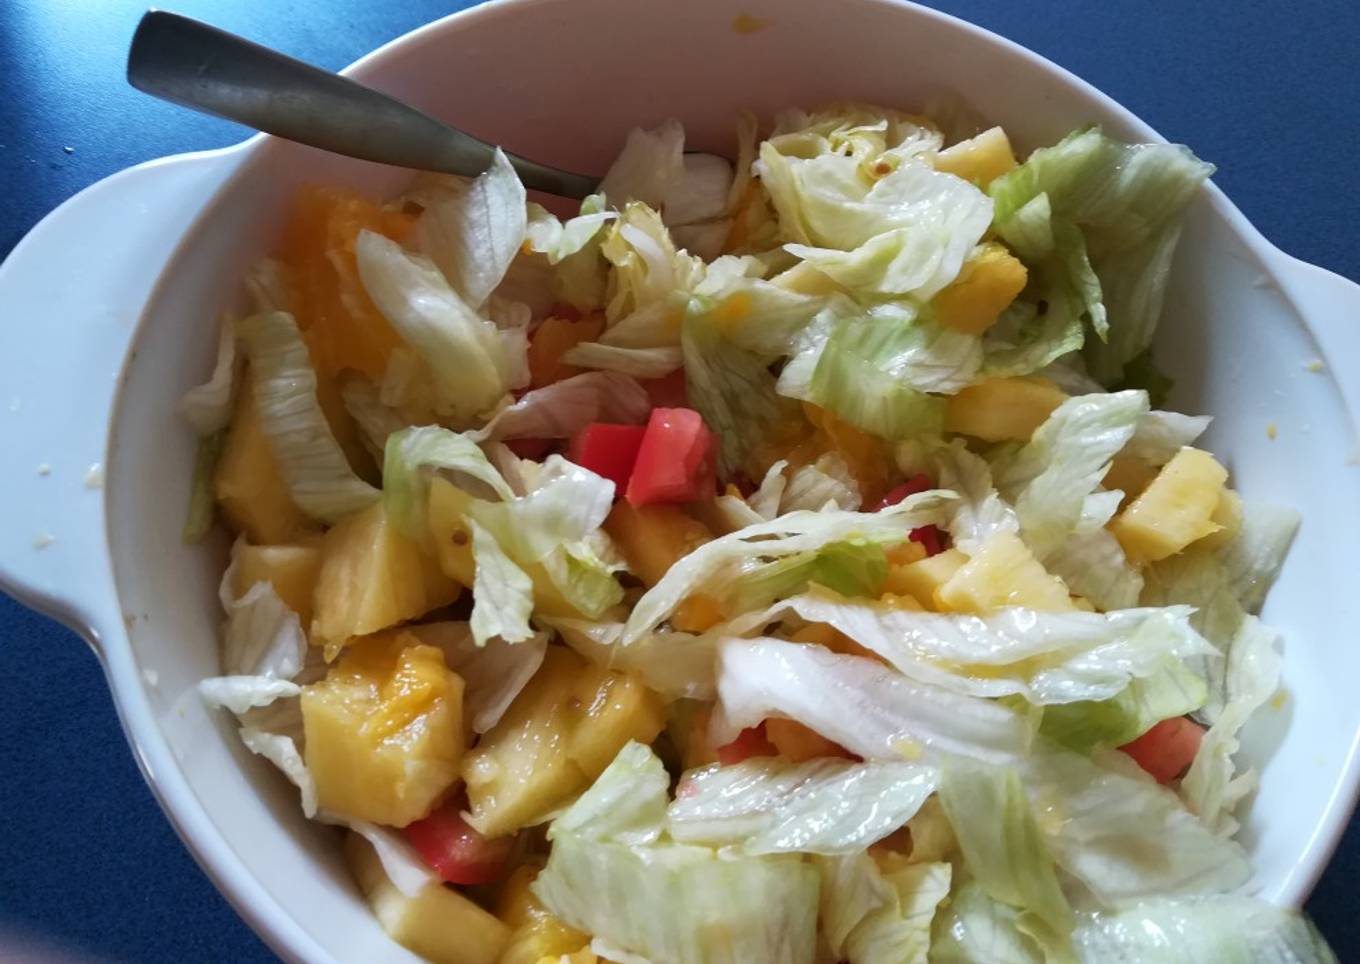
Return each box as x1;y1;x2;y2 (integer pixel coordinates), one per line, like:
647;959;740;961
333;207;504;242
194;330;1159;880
1072;897;1338;963
992;390;1148;556
1040;659;1208;754
818;852;951;964
938;764;1077;962
236;311;380;523
667;757;936;855
723;539;889;613
534;744;820;964
467;518;535;645
931;880;1044;964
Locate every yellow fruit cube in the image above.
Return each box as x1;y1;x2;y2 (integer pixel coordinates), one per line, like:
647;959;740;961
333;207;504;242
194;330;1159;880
766;718;847;761
1103;455;1159;507
303;632;464;826
604;502;712;587
1110;448;1228;562
464;648;665;837
229;542;321;627
427;478;587;621
1197;488;1243;551
671;592;726;633
937;532;1074;613
933;243;1028;335
496;866;590;964
891;548;967;610
944;377;1068;442
311;502;461;655
214;381;318;544
933;126;1019;186
345;833;509;964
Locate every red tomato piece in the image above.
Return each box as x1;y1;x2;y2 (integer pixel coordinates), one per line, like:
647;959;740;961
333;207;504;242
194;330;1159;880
625;408;717;506
641;369;689;409
568;423;648;491
874;474;934;509
715;723;778;766
403;802;516;885
547;302;583;322
1119;716;1205;784
909;524;946;557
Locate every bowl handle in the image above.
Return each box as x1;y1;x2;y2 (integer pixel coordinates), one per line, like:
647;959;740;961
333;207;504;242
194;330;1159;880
1277;256;1360;421
0;148;244;646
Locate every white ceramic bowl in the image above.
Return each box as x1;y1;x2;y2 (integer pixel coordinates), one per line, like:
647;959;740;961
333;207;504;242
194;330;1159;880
4;0;1360;960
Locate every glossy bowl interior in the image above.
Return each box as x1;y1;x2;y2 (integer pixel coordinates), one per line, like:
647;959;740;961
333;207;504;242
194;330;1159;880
16;0;1360;960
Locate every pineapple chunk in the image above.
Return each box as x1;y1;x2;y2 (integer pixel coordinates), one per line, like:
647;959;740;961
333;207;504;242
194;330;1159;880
497;866;590;964
464;647;665;837
1110;448;1228;562
672;593;725;633
890;548;967;610
345;833;509;964
1197;488;1244;551
944;377;1068;442
933;126;1018;186
937;532;1074;613
766;718;847;761
788;621;879;660
312;502;461;655
214;382;318;544
1103;455;1159;506
229;542;321;626
933;243;1028;335
428;478;578;619
303;632;464;826
881;540;930;597
604;502;712;586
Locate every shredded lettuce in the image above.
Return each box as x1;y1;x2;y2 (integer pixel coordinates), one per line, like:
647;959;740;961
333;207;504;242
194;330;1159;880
235;312;380;522
1071;897;1338;963
930;880;1044;964
356;230;511;423
756;586;1212;703
470;372;651;442
416;149;526;309
467;518;535;645
621;493;952;642
550;618;718;701
534;744;820;964
600;120;687;210
382;425;513;540
180;314;242;435
820;852;952;964
1040;659;1207;754
938;764;1076;961
668;757;936;854
715;638;1033;765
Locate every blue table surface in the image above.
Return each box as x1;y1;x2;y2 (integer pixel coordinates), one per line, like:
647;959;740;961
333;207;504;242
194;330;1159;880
2;1;1357;960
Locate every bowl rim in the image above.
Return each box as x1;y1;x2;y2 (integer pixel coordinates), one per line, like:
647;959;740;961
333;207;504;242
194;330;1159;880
40;0;1360;960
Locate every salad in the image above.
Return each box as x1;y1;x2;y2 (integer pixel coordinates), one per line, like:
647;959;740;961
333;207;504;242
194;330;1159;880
184;103;1334;963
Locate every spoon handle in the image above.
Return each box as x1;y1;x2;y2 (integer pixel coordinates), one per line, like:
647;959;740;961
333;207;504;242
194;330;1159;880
127;11;599;199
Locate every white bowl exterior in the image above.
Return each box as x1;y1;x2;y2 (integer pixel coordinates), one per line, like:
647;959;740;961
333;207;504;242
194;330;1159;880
5;0;1360;960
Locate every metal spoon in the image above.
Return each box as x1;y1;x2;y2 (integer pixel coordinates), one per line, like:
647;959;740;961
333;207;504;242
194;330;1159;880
126;10;600;198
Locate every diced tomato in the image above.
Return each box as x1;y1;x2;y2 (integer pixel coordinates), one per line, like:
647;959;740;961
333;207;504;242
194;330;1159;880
876;474;947;556
568;423;648;491
505;437;554;460
715;723;778;765
625;408;717;506
909;525;945;557
403;801;516;885
641;369;689;409
874;474;934;509
1119;717;1205;784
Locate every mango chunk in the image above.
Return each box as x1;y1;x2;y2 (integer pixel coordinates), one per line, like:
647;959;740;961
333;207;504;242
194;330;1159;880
312;502;461;655
229;542;321;627
934;242;1028;335
890;548;968;610
497;865;590;964
944;377;1068;442
345;833;509;964
936;531;1074;613
303;631;464;826
215;382;317;544
934;126;1019;186
463;647;664;837
1110;448;1228;562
